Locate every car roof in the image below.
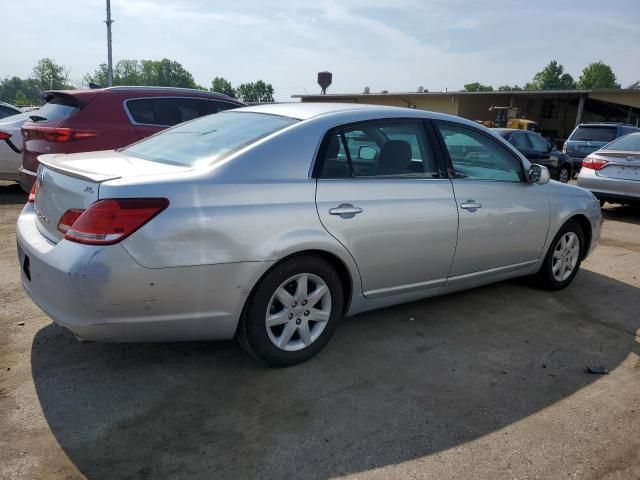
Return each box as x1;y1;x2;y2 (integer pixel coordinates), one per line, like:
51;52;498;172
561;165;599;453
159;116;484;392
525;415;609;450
238;102;465;122
44;86;240;102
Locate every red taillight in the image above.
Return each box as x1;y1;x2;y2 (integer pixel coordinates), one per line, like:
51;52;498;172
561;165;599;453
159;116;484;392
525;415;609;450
22;127;99;143
28;182;37;203
0;131;11;140
63;198;169;245
57;209;84;234
582;156;609;171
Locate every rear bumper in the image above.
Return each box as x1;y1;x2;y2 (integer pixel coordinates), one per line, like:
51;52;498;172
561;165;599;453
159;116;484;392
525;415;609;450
577;169;640;204
16;205;270;342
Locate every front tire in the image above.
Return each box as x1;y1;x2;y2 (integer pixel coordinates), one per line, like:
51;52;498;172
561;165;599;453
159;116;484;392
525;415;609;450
237;256;344;367
535;220;585;290
556;165;570;183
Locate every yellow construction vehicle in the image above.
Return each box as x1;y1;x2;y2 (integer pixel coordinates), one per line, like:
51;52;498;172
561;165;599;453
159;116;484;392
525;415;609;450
478;106;538;131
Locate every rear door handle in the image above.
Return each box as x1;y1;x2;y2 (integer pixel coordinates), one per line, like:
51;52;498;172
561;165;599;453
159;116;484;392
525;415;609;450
329;203;363;218
459;200;482;211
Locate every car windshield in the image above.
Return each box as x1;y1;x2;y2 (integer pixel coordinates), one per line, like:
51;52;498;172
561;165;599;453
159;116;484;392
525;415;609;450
123;111;298;167
602;133;640;152
570;126;617;142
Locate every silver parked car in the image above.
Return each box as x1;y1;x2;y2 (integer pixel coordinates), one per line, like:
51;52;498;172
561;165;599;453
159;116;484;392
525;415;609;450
577;132;640;206
16;103;602;366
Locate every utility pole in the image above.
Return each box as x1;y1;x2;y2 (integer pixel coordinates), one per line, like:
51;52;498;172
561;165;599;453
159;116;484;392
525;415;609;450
105;0;114;86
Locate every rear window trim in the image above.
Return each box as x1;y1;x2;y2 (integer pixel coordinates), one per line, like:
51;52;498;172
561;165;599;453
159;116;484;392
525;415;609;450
122;96;241;128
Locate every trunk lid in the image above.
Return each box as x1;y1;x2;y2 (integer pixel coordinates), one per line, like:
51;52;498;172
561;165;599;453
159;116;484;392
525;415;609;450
596;150;640;182
34;150;191;243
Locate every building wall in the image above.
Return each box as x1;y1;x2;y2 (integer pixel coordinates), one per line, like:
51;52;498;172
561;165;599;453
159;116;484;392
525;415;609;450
303;94;460;115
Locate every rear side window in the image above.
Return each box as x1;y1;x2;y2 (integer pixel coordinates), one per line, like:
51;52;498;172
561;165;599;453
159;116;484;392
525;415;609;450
123;111;297;167
319;121;438;178
0;105;19;119
36;95;80;122
570;126;617;142
126;97;216;126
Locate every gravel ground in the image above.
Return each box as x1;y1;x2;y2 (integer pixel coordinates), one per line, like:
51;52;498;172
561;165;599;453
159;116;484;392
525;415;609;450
1;180;639;480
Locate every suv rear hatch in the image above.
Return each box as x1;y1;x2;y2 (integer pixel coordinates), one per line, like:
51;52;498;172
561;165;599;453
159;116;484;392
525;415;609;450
33;150;190;243
22;91;99;173
566;125;617;159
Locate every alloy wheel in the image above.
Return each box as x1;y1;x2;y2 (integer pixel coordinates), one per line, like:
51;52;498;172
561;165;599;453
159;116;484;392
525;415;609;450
552;232;579;281
558;167;570;183
265;273;332;351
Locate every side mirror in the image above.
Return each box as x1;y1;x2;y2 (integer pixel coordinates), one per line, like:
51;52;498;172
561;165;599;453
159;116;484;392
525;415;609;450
546;143;553;153
358;145;376;160
528;164;550;185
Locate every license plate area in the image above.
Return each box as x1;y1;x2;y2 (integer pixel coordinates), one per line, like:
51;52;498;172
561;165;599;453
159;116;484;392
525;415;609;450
600;165;640;181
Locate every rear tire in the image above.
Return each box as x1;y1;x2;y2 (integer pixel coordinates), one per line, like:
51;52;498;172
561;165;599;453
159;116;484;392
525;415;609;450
237;256;344;367
535;220;585;290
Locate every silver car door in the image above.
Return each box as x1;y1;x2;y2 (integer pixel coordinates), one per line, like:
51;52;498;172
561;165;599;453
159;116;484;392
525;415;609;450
433;121;550;278
315;120;458;298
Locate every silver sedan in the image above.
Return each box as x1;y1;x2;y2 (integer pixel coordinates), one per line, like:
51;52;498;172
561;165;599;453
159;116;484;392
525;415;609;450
16;103;602;366
577;132;640;206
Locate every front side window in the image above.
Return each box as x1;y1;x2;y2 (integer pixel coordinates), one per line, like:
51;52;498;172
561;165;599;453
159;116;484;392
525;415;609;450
509;132;530;150
528;132;550;152
320;121;437;178
124;111;297;167
435;122;524;182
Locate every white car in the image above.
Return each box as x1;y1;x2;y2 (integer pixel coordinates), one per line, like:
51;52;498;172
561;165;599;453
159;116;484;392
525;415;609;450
0;112;31;184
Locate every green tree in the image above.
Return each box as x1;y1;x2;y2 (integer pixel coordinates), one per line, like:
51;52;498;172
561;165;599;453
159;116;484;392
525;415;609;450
235;80;275;103
629;81;640;89
576;61;619;89
140;59;196;88
525;60;575;90
463;82;494;92
211;76;236;97
498;84;523;91
14;90;28;106
0;76;42;105
83;64;109;87
32;58;69;90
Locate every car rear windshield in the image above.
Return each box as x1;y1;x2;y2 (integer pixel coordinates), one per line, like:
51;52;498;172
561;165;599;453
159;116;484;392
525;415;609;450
123;111;298;167
570;126;617;142
602;133;640;152
34;94;80;122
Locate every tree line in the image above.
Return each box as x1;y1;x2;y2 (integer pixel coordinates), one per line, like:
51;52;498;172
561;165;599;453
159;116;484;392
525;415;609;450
464;60;640;92
0;57;275;106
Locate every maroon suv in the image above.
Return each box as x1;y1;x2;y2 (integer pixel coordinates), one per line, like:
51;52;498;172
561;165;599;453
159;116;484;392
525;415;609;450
20;86;244;190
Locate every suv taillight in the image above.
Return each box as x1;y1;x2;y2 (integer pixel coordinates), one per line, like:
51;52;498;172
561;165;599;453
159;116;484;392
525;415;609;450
62;198;169;245
582;156;608;171
22;126;100;142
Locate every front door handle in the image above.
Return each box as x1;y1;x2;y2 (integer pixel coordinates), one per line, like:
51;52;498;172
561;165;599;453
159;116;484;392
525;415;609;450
460;200;483;211
329;203;363;218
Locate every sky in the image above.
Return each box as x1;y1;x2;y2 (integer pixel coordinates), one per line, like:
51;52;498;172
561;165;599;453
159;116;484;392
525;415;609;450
2;0;639;101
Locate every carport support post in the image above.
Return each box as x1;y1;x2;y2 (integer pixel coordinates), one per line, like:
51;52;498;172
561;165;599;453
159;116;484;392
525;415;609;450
575;95;586;127
627;107;633;125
